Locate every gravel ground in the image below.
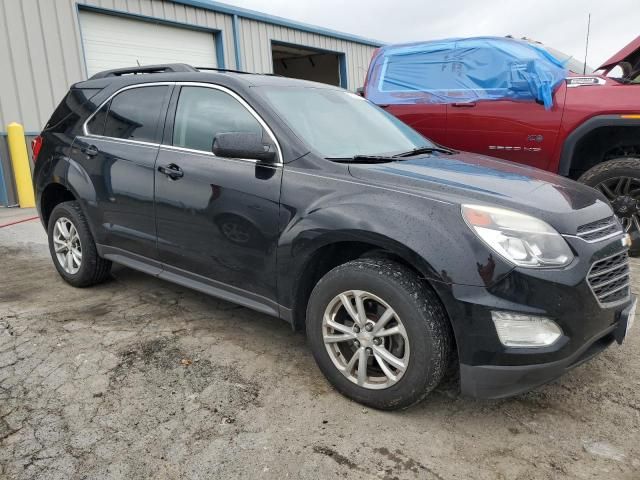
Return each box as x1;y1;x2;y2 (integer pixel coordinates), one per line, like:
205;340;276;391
1;219;639;479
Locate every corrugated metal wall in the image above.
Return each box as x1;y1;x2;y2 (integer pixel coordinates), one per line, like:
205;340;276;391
238;18;376;91
0;0;375;134
0;0;85;134
0;0;379;205
0;0;235;134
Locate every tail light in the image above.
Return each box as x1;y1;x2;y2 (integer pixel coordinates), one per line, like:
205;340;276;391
31;135;43;162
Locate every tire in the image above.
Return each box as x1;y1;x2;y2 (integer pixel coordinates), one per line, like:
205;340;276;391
47;201;112;287
306;258;453;410
578;157;640;256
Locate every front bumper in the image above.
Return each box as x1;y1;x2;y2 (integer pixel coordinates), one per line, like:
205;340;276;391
431;236;634;399
460;322;621;399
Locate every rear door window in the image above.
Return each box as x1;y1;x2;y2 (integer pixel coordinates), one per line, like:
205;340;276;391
103;86;169;142
172;86;263;153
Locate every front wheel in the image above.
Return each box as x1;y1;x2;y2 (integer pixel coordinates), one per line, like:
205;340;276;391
579;157;640;256
306;258;453;410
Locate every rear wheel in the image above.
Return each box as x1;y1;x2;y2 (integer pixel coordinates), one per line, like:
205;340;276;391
579;157;640;255
306;258;452;410
47;201;112;287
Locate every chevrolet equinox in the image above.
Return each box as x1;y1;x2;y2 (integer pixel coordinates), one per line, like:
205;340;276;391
32;64;636;410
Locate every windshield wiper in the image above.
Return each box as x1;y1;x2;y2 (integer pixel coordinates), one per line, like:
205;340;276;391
392;145;456;157
328;155;399;164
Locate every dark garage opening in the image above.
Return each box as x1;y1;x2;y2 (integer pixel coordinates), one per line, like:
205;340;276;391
271;42;344;87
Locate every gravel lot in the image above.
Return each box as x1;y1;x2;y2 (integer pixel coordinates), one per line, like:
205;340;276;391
1;216;639;479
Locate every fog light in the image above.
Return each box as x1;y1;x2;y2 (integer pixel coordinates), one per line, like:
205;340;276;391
491;311;562;347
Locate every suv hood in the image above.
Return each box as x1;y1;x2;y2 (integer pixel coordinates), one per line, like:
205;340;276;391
348;152;613;234
597;35;640;72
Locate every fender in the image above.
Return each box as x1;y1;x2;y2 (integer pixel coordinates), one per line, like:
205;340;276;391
289;227;440;282
37;167;100;243
34;160;70;226
558;115;640;176
34;140;104;244
65;157;117;250
276;192;515;314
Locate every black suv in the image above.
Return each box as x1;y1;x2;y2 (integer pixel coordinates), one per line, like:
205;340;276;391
33;64;636;410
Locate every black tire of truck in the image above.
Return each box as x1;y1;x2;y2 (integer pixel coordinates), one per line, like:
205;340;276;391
579;157;640;256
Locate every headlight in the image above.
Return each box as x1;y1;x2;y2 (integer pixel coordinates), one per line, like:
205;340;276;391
461;204;574;268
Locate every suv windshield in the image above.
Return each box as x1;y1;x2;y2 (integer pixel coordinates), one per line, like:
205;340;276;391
260;86;433;158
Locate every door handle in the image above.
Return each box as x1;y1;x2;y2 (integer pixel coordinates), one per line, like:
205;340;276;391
81;144;99;157
158;163;184;180
451;102;476;108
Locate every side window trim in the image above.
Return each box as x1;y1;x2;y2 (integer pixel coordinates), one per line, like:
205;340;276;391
83;81;283;164
161;84;182;147
82;82;174;146
162;82;283;165
156;84;176;147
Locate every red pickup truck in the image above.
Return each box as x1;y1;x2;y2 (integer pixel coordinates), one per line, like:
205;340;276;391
363;36;640;252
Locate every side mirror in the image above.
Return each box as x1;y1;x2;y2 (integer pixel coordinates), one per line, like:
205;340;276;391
212;132;277;163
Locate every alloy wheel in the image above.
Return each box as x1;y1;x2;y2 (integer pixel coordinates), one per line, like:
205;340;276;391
53;217;82;274
596;176;640;233
322;290;410;390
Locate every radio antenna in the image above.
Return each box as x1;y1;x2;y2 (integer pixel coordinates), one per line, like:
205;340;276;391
583;13;591;74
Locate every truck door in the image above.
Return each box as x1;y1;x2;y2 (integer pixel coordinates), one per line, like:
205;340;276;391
445;83;566;170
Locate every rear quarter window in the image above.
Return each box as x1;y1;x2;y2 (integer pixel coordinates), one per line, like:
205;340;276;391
44;88;101;134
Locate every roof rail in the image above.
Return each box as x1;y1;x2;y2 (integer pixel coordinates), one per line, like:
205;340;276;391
195;66;251;74
89;63;198;80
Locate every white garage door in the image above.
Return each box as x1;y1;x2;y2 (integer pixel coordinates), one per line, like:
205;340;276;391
79;11;218;76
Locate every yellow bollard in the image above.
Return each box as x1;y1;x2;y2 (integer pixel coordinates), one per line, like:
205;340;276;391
7;122;35;208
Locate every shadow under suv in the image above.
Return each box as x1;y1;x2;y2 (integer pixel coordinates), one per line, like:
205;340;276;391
32;64;636;410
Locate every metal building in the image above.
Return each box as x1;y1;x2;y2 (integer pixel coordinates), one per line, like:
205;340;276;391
0;0;382;206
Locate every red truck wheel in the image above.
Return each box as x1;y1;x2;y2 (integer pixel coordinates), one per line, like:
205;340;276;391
579;157;640;256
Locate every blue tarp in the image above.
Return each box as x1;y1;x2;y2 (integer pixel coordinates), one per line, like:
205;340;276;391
366;37;568;109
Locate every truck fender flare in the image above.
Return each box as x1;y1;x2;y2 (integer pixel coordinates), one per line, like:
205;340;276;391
559;115;640;176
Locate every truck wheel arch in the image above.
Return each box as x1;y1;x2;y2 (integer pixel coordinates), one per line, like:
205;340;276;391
559;115;640;178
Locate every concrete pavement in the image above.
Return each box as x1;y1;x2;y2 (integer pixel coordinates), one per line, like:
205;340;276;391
1;219;639;479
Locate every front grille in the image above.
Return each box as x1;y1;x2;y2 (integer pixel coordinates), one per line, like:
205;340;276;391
587;251;631;305
577;216;622;242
